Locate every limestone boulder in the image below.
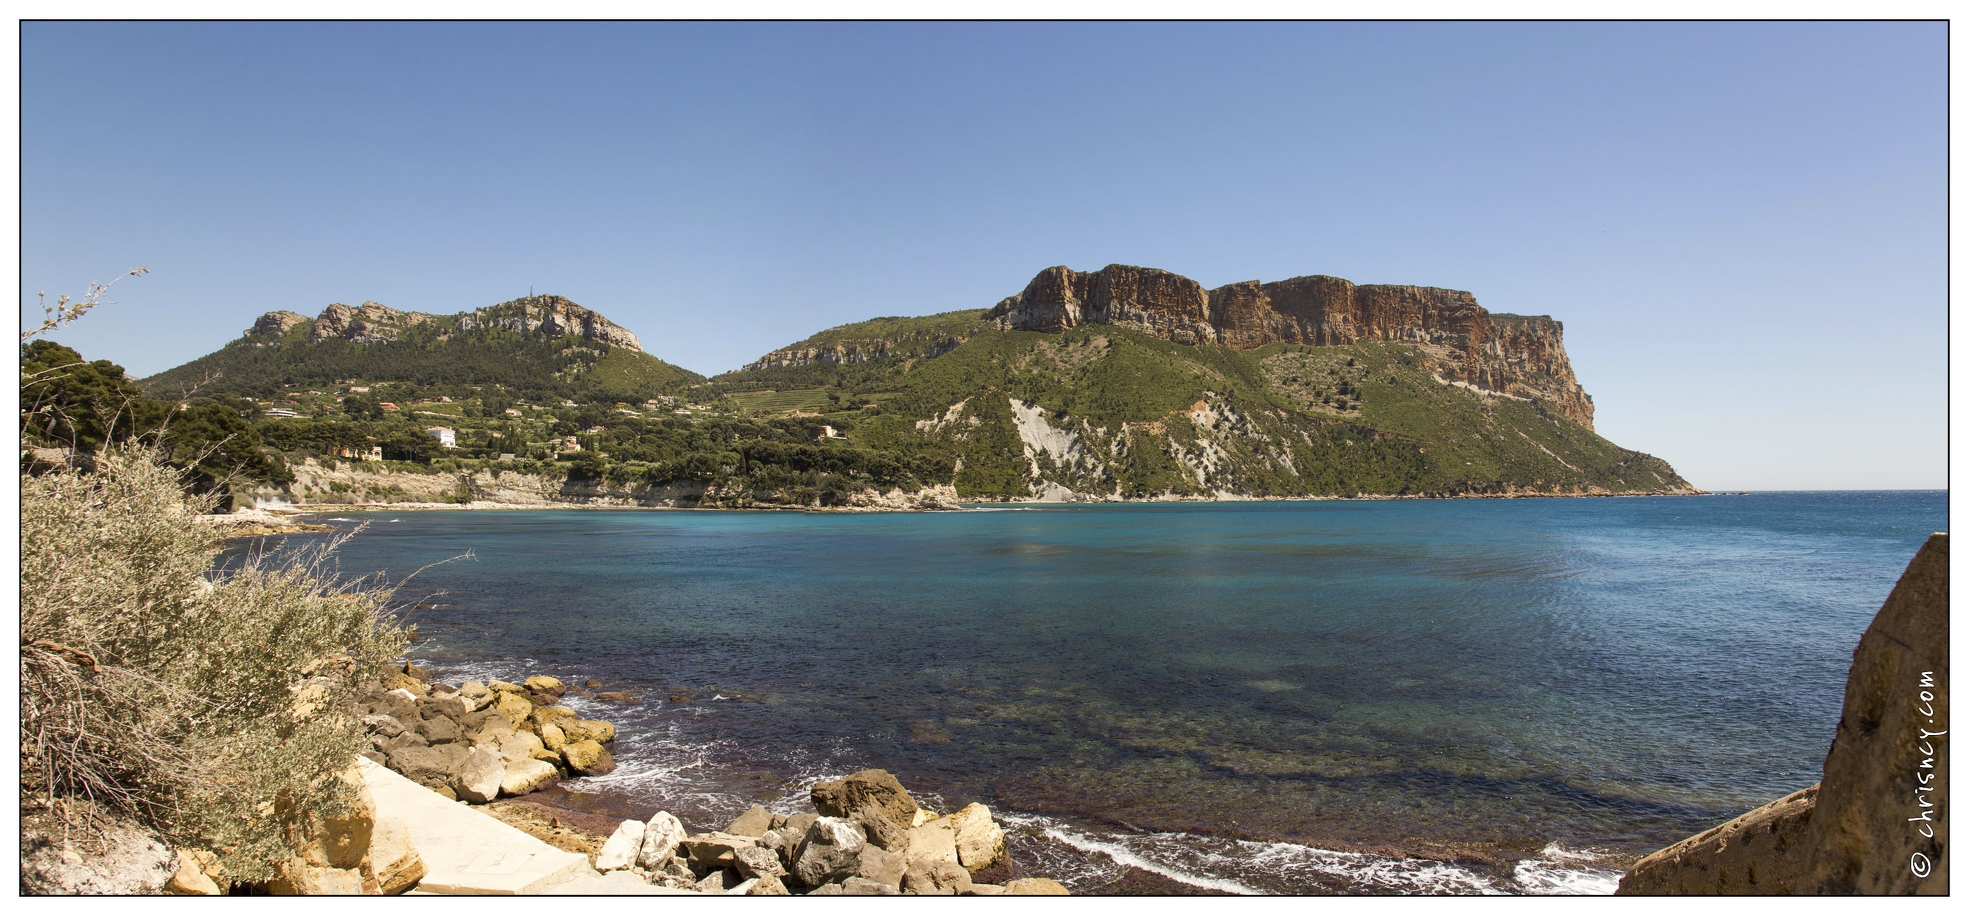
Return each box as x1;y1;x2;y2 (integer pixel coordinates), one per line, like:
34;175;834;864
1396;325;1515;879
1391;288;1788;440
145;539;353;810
638;811;689;869
904;815;960;868
412;713;458;745
421;693;472;720
733;844;786;880
646;855;697;888
164;850;222;895
499;758;561;797
950;803;1007;871
360;714;405;738
781;812;819;843
561;739;614;776
529;705;578;731
490;690;534;727
843;876;902;895
1618;785;1818;894
269;861;365;895
560;719;616;745
725;805;776;837
747;874;791;895
811;770;919;842
595;819;646;871
683;831;761;869
694;868;744;893
851;804;913;852
388;743;470;792
366;816;425;895
285;764;374;870
468;715;516;748
855;843;906;887
791;817;866;887
381;672;426;697
903;859;972;895
458;680;490;701
1003;877;1070;895
538;722;567;751
380;731;427;757
452;745;506;804
493;730;551;766
525;675;567;698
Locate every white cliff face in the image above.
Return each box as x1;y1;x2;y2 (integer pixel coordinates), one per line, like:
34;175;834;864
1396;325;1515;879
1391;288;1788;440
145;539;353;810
1009;399;1109;500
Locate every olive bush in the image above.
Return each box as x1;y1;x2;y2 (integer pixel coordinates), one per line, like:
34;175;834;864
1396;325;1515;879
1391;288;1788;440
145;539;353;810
20;449;408;882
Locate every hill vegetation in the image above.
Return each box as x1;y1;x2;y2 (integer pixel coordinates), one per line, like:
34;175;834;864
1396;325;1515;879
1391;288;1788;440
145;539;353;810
140;318;700;406
113;280;1695;508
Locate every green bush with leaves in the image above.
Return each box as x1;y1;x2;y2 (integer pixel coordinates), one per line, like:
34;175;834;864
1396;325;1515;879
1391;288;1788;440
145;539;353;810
19;450;409;883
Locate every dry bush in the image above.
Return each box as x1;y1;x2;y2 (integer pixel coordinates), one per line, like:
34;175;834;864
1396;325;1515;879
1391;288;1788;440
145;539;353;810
20;448;408;882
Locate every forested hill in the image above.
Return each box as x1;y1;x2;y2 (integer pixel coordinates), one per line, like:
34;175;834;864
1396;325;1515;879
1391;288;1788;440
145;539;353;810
139;296;701;404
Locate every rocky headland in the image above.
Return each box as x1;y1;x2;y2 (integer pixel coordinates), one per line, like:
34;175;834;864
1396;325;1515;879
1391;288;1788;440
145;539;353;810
986;264;1595;427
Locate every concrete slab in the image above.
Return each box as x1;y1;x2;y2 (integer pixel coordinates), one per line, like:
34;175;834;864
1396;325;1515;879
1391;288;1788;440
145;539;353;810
543;871;705;895
358;757;594;894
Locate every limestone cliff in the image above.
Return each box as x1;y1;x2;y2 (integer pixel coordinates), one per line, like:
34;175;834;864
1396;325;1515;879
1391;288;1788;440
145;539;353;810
987;264;1595;428
1617;533;1950;895
241;295;643;353
457;295;643;352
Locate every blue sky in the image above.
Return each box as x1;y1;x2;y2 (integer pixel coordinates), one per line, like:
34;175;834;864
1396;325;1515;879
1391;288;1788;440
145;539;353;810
21;22;1946;490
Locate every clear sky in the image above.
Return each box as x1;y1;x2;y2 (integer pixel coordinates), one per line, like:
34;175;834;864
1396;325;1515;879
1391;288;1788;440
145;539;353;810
20;21;1946;490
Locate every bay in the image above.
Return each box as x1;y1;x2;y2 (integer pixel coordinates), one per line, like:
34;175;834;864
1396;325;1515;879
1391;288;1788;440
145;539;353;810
263;491;1945;894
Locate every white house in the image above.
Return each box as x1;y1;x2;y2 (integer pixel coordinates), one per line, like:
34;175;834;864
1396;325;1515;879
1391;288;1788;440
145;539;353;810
424;427;457;449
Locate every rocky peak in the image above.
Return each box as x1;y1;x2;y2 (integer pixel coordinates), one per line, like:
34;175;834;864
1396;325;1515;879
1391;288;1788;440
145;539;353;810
459;295;643;353
246;310;311;339
988;264;1596;428
238;295;644;354
310;302;442;344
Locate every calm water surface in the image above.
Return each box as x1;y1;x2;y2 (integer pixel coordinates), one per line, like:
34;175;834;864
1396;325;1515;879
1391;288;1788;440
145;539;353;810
267;492;1945;894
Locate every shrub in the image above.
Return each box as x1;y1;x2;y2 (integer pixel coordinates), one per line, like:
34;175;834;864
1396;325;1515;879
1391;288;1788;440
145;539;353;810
19;449;409;883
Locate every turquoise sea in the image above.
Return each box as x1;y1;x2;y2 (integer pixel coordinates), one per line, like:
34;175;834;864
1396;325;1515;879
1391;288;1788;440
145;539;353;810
267;491;1945;894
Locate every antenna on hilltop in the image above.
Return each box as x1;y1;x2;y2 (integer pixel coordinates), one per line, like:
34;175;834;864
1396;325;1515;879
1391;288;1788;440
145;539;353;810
529;283;534;299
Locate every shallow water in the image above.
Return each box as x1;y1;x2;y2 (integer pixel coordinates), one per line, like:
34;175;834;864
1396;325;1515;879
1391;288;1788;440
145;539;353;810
257;492;1945;894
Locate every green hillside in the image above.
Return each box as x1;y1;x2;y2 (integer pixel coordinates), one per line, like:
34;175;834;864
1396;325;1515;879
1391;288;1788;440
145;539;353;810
141;312;701;405
708;319;1695;500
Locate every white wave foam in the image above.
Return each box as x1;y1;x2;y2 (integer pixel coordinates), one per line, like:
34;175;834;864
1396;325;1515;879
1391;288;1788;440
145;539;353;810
1032;821;1263;895
1510;843;1623;895
997;811;1506;896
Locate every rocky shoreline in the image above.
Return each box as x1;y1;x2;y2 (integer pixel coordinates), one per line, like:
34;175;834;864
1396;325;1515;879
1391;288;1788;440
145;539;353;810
352;664;1069;896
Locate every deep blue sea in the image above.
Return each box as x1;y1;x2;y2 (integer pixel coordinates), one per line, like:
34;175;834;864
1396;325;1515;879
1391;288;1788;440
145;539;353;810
258;492;1945;894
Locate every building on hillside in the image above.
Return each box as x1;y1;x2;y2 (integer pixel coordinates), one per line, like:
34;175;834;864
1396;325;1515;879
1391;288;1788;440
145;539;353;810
505;408;523;417
379;402;399;411
264;408;300;419
558;436;582;454
819;425;846;440
424;427;457;449
498;453;517;461
336;446;385;462
348;386;370;393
